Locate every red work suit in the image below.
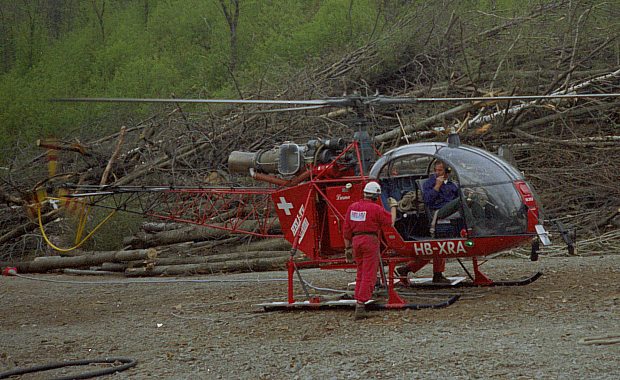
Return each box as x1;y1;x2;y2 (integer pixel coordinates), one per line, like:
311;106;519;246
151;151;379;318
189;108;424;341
343;198;392;303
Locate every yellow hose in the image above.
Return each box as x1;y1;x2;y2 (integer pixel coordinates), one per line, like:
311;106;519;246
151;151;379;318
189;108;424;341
37;200;116;253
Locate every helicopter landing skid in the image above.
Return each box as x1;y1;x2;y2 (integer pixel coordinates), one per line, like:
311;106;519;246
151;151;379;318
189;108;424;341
256;295;460;312
402;271;543;288
396;276;467;287
456;271;543;287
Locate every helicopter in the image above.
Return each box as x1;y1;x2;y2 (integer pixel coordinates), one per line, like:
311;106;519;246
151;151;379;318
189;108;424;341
31;92;615;311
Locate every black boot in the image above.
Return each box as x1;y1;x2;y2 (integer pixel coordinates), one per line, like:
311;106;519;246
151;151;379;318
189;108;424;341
354;303;370;320
395;265;410;278
432;272;451;284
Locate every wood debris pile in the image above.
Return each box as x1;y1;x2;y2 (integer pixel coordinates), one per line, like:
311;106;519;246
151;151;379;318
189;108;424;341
1;2;619;273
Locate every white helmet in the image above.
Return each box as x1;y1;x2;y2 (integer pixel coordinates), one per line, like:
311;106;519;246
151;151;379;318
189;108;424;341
363;181;381;195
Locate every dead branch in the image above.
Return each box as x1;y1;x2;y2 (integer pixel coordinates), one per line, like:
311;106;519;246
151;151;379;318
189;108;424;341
100;126;127;185
0;209;59;245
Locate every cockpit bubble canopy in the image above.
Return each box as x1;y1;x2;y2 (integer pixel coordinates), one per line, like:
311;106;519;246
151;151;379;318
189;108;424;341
370;142;538;237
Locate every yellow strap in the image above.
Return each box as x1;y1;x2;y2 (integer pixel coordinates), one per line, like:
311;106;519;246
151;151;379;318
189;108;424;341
75;202;91;245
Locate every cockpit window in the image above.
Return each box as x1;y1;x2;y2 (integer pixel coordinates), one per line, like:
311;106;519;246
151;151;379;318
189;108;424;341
374;149;530;239
462;183;527;236
437;147;520;186
378;155;434;177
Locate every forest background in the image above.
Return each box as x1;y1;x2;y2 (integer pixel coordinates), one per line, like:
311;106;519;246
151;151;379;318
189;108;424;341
0;0;618;258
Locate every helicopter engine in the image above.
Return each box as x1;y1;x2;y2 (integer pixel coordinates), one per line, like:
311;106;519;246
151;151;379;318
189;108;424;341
228;138;348;177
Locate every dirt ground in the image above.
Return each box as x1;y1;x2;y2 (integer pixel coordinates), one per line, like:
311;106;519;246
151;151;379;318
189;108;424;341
1;254;618;379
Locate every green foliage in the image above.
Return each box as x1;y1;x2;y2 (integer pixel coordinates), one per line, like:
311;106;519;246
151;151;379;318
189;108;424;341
247;1;380;73
1;0;618;163
0;0;385;162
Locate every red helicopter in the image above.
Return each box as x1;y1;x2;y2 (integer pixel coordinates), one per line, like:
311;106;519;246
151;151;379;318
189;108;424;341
37;93;603;311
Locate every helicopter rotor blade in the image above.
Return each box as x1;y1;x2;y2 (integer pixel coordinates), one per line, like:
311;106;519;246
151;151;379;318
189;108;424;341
414;93;620;103
49;97;333;106
251;105;328;113
362;93;620;105
50;93;620;109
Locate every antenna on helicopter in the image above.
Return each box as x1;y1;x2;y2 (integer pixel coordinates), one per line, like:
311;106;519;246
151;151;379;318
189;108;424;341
447;129;461;148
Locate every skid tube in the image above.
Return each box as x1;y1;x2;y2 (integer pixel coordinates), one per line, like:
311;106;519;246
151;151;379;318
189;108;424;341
441;257;543;288
457;271;543;287
412;271;543;289
395;255;543;289
258;295;460;312
370;294;460;310
259;258;461;312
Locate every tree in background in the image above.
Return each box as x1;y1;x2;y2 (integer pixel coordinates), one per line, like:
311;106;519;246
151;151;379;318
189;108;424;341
218;0;240;72
0;4;16;73
91;0;106;42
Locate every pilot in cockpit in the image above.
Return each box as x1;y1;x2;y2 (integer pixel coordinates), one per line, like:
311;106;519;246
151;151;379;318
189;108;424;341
422;160;460;220
396;160;457;284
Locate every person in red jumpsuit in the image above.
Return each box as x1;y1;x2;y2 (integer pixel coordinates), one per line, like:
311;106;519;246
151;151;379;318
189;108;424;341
343;181;393;320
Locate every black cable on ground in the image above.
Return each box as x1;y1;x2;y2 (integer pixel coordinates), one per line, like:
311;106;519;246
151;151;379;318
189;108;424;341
0;357;137;380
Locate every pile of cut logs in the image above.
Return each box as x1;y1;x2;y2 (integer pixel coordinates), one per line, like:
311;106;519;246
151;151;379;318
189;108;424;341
1;220;295;276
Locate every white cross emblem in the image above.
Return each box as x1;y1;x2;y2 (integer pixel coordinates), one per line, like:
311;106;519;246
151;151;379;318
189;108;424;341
276;197;294;216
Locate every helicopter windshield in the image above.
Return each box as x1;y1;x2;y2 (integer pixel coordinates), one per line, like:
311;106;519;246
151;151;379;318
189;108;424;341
371;143;529;239
435;145;523;186
435;145;529;236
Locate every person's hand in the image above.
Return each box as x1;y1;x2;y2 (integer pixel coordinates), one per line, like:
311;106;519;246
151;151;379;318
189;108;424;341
387;197;398;208
434;175;445;189
345;247;353;263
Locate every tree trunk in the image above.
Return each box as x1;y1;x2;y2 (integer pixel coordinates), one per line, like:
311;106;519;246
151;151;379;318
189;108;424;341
3;248;157;273
204;237;291;255
92;0;105;42
218;0;240;71
125;254;289;276
128;249;290;267
124;218;279;248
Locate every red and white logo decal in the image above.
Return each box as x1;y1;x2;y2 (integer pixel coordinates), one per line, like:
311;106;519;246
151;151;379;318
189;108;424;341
350;210;367;222
276;196;294;216
291;205;309;242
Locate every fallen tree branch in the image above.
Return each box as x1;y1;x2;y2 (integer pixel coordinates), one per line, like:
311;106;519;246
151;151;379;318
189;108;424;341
123;218;279;248
0;209;60;245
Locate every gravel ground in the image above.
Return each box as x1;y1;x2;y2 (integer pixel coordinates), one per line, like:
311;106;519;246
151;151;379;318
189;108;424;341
1;255;618;379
